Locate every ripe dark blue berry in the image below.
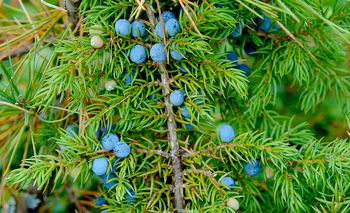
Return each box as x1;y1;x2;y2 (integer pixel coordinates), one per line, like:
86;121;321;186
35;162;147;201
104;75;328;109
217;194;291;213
231;23;242;38
220;176;236;189
155;23;165;38
158;11;176;24
235;64;251;76
123;71;135;85
185;124;194;130
181;106;190;118
92;158;108;176
227;52;238;64
115;19;131;36
150;43;167;62
170;48;185;60
257;15;271;33
170;90;185;106
148;94;158;100
101;133;120;151
244;160;261;177
194;89;203;103
179;63;191;73
129;45;147;64
125;187;136;203
165;18;180;37
95;129;102;139
218;124;235;143
101;124;117;135
110;158;118;173
66;125;78;137
94;196;106;206
101;173;117;189
113;141;131;158
244;42;257;56
131;21;146;37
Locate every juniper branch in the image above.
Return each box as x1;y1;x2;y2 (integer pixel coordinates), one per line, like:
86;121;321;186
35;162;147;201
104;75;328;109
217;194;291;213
62;0;80;31
146;2;185;212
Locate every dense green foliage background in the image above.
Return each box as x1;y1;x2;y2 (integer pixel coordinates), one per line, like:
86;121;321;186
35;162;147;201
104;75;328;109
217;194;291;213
0;0;349;212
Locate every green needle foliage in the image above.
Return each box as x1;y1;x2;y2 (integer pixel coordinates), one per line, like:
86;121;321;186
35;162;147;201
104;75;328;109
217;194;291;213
1;0;350;212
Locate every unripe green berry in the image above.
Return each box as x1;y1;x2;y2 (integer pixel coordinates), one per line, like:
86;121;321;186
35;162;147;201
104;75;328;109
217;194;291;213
227;197;239;210
90;35;104;48
89;24;104;35
105;80;116;91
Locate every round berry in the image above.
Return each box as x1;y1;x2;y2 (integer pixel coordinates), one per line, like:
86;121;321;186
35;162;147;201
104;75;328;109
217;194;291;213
170;49;185;60
113;141;131;158
101;133;120;151
101;173;117;189
218;124;235;143
227;197;240;210
155;23;165;38
66;125;78;137
170;90;185;106
185;124;194;130
92;158;108;176
194;90;203;104
148;94;158;100
110;159;118;173
257;15;271;33
150;43;167;62
95;128;102;139
220;176;236;188
227;52;238;64
231;23;242;38
158;11;176;24
181;106;190;118
129;45;147;64
104;80;117;91
244;160;261;177
125;187;136;203
165;18;180;37
115;19;131;36
179;63;191;73
89;24;104;35
94;196;106;206
90;35;104;49
235;64;250;76
101;124;117;135
265;167;274;179
244;42;257;56
131;21;146;37
123;71;135;85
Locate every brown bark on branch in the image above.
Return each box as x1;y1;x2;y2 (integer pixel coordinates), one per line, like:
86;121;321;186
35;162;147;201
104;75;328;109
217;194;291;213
145;2;186;212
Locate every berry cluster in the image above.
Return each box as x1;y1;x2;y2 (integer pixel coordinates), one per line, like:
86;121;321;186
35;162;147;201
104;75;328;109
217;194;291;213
85;8;277;211
225;15;280;77
89;125;134;208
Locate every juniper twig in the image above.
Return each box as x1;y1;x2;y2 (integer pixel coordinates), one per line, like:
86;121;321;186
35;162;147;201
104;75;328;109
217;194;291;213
145;2;185;212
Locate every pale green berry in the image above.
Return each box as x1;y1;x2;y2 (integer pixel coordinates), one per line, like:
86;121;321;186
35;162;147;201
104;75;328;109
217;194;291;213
90;35;104;48
105;80;116;91
227;197;239;210
89;24;104;35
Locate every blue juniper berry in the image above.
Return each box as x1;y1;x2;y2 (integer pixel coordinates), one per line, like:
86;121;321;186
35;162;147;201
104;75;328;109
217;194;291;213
129;45;147;64
114;19;131;36
218;124;235;143
113;141;131;158
92;158;109;176
244;160;261;177
150;43;167;62
131;20;146;37
170;90;185;106
101;133;120;151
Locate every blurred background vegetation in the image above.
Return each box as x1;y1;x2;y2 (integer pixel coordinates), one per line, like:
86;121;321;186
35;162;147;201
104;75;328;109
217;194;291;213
0;0;349;212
